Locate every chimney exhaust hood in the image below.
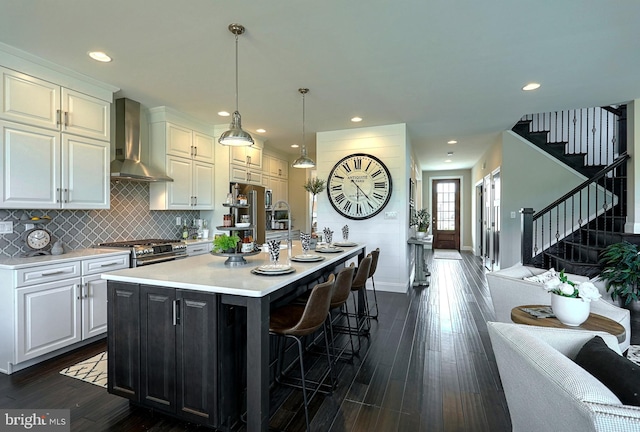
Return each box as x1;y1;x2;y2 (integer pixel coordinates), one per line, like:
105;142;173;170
110;98;173;182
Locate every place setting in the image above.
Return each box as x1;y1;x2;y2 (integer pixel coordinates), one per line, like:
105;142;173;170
332;224;357;247
252;240;296;275
291;233;325;262
315;228;344;253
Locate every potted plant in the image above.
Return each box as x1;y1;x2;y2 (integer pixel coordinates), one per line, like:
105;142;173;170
410;208;430;238
599;241;640;308
213;234;240;253
541;270;601;326
303;177;326;235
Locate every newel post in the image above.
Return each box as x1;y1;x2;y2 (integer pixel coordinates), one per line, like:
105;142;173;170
521;208;534;265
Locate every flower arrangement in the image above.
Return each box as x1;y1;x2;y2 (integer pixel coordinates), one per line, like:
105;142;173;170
543;270;601;302
303;177;326;198
410;208;430;232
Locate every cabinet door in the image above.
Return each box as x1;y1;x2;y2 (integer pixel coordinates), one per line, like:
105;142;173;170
193;131;214;163
16;278;81;363
176;290;218;425
81;274;108;339
107;281;140;401
63;134;109;209
0;67;60;130
0;120;60;209
166;123;193;159
166;156;193;209
193;161;214;210
140;285;177;411
61;88;110;141
246;145;262;169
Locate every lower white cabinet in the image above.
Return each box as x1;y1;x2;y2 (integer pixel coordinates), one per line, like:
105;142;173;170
16;278;81;363
186;241;211;256
0;251;129;374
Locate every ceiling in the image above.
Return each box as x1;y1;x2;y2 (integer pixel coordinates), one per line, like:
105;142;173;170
1;0;639;171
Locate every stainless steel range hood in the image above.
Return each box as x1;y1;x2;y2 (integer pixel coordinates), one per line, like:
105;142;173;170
110;98;173;182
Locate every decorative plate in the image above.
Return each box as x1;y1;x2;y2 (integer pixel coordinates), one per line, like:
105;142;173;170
333;241;357;247
315;247;344;253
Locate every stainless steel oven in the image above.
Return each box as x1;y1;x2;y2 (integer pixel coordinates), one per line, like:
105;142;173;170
98;239;187;267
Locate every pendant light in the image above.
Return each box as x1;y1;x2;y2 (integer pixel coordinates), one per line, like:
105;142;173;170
219;23;254;147
292;88;315;168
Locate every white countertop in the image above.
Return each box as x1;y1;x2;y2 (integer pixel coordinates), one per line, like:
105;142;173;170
0;248;130;270
102;241;366;298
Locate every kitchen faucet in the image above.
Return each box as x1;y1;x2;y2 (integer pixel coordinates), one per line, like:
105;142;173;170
272;200;292;252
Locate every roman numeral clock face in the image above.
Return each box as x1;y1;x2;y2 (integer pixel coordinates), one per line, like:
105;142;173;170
327;153;392;220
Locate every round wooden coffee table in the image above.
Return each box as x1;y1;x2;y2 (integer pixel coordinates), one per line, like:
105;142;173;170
511;304;626;343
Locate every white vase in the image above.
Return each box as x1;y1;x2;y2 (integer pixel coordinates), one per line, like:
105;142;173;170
416;231;426;239
551;293;590;326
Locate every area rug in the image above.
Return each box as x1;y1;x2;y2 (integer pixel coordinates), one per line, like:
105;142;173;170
60;351;107;388
433;249;462;260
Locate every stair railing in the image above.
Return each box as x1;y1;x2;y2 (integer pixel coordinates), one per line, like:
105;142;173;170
521;105;625;167
521;153;629;267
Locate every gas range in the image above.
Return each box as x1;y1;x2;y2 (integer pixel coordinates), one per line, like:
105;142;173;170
98;238;187;267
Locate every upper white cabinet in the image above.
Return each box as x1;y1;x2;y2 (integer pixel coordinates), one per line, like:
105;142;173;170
264;154;288;180
229;139;263;185
148;113;216;210
0;67;110;141
164;122;214;164
0;65;111;209
0;121;109;209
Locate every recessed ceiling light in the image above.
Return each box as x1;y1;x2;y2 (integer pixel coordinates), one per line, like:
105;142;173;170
447;140;457;144
445;159;452;163
256;128;266;133
522;82;541;91
88;51;112;62
218;111;230;117
291;144;299;148
351;117;363;122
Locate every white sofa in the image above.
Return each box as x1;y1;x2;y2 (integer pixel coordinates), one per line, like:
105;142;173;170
488;322;640;432
486;264;631;352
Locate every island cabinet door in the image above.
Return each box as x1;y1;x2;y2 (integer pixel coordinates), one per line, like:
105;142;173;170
107;281;140;401
140;285;177;412
175;290;219;427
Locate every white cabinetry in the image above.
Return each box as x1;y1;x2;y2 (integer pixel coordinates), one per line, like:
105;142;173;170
149;116;216;210
0;67;111;209
0;252;129;374
186;241;211;256
229;140;263;185
0;67;110;141
263;154;289;203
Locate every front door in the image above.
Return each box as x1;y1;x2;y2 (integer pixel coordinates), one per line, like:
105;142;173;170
432;179;460;250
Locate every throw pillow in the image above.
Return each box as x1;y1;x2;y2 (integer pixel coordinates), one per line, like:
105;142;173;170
523;268;557;284
574;336;640;406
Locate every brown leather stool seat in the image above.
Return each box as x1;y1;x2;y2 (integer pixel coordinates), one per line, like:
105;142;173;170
269;274;335;431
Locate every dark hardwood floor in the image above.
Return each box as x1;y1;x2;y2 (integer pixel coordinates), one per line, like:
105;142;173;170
0;252;513;431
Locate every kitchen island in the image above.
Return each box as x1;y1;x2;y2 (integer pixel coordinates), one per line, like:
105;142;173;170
102;241;366;431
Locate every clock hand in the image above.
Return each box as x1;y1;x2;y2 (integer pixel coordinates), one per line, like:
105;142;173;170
350;179;371;201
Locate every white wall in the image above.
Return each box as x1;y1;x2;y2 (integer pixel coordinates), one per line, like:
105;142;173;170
316;123;410;293
500;131;587;267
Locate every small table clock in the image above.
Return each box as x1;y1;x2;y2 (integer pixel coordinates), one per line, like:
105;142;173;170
24;227;53;255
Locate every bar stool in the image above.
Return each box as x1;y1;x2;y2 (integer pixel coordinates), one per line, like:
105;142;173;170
294;264;357;361
335;255;372;340
269;275;335;431
367;248;381;319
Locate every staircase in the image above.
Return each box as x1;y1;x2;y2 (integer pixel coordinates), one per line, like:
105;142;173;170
515;105;640;277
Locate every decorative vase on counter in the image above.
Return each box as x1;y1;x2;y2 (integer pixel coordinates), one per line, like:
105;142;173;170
51;241;64;255
416;231;426;239
551;293;590;326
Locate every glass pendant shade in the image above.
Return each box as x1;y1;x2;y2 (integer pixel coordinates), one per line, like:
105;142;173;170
219;24;253;147
292;88;315;168
219;111;254;146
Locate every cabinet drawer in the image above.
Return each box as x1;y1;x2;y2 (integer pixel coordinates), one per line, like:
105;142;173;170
16;261;81;288
187;243;210;256
82;254;129;275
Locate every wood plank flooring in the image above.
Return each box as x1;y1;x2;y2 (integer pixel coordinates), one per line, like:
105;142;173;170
0;251;513;431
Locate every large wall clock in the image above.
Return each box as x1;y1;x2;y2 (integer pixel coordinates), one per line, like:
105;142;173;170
327;153;392;220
